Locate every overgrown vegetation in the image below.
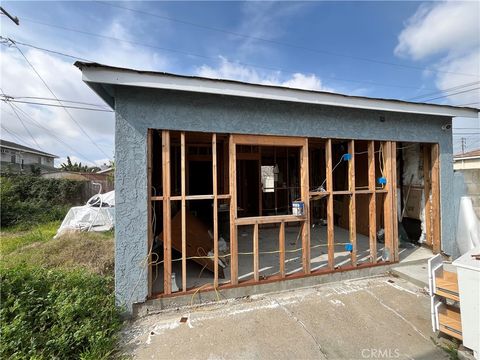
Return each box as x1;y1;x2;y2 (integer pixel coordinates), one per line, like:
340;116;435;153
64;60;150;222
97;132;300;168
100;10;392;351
1;223;120;359
0;175;84;227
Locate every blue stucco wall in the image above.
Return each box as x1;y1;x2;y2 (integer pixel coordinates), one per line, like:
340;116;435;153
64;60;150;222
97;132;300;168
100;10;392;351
114;87;455;311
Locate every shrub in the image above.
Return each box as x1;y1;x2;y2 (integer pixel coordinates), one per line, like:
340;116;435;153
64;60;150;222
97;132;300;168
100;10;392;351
0;266;121;360
0;175;84;227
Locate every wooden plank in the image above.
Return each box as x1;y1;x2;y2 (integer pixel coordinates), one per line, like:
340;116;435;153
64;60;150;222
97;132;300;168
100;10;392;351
332;190;353;195
171;194;214;201
431;143;441;254
162;130;172;294
368;141;377;264
212;134;219;288
232;134;305;147
235;214;305;225
300;138;310;273
147;129;153;297
326;139;334;269
279;221;285;278
181;132;187;292
253;222;259;282
348;140;356;266
382;141;393;261
229;135;238;285
151;196;164;201
391;142;399;261
423;144;432;247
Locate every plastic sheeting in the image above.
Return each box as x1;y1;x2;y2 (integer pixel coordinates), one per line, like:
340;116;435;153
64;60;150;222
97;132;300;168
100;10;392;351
456;196;480;255
55;190;115;237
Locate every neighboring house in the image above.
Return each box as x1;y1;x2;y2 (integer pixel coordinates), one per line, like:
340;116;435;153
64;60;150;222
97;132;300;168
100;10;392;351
453;149;480;170
76;62;479;313
454;149;480;218
0;139;58;173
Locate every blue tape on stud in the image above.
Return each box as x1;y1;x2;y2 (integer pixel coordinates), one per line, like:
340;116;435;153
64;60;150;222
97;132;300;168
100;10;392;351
377;177;387;185
343;153;352;161
345;243;353;252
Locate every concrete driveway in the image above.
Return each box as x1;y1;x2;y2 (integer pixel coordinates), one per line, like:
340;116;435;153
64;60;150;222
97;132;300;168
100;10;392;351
120;275;449;360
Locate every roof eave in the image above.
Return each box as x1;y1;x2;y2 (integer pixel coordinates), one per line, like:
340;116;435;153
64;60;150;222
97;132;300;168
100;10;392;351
76;63;480;118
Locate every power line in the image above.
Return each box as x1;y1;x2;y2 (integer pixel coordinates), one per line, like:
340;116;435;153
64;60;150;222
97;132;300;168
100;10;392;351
95;0;477;78
407;81;480;101
2;103;100;164
1;98;114;112
8;23;441;91
11;96;109;109
8;102;43;150
1;123;35;148
422;87;480;102
8;39;112;158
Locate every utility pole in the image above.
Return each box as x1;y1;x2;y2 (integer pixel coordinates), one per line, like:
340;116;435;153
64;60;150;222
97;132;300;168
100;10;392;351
0;6;20;25
461;137;466;154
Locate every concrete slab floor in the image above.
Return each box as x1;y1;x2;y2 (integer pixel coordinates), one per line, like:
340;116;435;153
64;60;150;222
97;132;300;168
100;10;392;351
121;275;448;360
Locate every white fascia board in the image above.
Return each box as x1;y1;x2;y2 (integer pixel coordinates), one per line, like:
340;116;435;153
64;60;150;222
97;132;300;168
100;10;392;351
81;67;480;118
2;145;58;158
453;156;480;161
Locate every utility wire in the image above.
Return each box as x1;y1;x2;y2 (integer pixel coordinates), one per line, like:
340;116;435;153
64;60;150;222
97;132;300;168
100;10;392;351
422;87;480;102
407;81;480;101
95;0;477;78
9;22;441;91
0;123;35;148
1;98;114;112
3;103;100;164
8;39;112;157
11;96;109;109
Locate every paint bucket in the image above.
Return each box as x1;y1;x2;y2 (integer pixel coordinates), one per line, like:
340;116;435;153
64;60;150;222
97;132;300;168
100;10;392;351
292;201;304;216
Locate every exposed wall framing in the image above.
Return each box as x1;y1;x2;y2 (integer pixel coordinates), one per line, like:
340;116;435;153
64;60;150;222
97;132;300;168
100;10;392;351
147;130;441;297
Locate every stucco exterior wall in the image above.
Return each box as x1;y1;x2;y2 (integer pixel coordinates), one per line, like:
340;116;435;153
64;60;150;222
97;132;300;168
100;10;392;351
114;87;455;311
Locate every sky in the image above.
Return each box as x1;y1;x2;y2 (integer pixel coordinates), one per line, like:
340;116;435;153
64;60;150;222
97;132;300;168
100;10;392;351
0;0;479;166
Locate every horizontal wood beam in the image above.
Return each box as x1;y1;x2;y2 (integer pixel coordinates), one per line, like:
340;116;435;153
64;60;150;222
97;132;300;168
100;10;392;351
232;134;305;147
235;214;306;226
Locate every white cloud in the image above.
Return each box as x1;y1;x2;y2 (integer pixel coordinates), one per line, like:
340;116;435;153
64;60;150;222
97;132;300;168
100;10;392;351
197;56;332;92
395;1;479;60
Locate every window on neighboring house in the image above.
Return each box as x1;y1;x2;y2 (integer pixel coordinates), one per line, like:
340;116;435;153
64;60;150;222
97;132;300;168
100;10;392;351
1;148;7;153
21;159;24;170
38;156;42;164
11;154;16;163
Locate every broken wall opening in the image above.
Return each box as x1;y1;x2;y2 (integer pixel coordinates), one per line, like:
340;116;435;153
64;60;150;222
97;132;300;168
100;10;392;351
147;130;441;298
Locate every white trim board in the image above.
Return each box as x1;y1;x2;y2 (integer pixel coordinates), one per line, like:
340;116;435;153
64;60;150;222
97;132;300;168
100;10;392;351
76;63;479;118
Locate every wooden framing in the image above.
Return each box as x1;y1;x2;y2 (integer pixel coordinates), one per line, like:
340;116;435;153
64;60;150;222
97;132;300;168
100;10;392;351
325;139;334;269
423;144;432;248
368;141;377;263
229;135;238;285
212;134;219;288
147;129;153;296
181;132;187;292
162;130;172;294
348;140;356;266
147;130;434;298
431;143;441;254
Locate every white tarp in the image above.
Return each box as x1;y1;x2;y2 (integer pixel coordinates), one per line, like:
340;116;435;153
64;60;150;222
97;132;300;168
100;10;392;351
55;191;115;237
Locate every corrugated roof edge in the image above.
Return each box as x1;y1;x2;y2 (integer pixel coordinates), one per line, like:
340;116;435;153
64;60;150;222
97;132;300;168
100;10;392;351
74;61;479;118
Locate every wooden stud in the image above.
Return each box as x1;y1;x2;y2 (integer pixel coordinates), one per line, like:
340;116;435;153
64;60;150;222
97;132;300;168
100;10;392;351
279;221;285;278
348;140;356;266
212;134;219;288
423;144;432;247
147;129;153;297
232;134;305;147
300;138;310;273
431;143;441;254
326;139;334;269
253;222;259;282
229;135;238;285
162;130;172;294
391;142;399;261
382;141;393;261
368;141;377;263
180;132;187;292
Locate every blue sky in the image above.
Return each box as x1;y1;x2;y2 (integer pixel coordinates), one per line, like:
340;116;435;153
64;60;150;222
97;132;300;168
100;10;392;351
1;1;479;165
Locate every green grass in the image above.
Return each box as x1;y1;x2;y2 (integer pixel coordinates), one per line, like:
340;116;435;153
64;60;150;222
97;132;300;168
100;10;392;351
0;223;120;359
0;221;60;256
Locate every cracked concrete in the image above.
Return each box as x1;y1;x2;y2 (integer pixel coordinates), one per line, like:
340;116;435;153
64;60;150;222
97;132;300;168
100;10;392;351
120;275;448;360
